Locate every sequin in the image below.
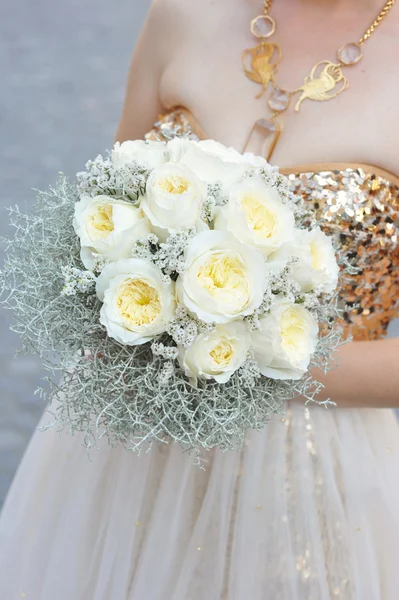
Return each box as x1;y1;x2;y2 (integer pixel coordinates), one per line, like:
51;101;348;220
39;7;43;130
288;167;399;340
296;550;312;582
145;110;200;144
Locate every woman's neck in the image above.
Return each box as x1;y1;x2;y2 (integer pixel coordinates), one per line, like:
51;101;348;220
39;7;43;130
278;0;390;20
294;0;387;10
247;0;391;19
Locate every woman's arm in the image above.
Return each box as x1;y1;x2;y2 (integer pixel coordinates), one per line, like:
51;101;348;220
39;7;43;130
313;337;399;408
115;1;171;142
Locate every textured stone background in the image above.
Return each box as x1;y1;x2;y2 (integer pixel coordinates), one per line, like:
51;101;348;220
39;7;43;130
1;1;398;508
0;0;150;505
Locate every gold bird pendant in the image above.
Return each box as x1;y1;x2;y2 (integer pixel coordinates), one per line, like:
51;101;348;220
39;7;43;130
242;41;282;98
294;61;349;111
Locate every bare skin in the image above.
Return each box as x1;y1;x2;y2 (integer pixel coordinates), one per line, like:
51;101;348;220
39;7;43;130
116;0;399;408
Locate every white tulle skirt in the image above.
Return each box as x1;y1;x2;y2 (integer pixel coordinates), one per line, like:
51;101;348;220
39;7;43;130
0;404;398;600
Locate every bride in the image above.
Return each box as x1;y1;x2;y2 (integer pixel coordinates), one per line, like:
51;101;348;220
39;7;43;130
1;0;399;598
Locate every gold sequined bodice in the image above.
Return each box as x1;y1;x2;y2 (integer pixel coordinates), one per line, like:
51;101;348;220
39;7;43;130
146;109;399;341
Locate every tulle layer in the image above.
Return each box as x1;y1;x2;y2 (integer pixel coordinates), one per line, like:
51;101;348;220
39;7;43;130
0;404;399;600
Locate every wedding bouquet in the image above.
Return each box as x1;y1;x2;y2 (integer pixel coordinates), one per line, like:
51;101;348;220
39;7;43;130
0;137;341;460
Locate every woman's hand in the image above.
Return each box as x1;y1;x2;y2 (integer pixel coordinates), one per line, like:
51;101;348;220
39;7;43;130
312;337;399;408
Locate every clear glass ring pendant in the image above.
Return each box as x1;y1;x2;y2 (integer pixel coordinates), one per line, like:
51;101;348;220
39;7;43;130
268;88;290;112
337;42;363;66
250;15;276;38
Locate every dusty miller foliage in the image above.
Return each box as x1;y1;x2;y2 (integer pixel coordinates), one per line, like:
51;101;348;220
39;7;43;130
0;162;343;465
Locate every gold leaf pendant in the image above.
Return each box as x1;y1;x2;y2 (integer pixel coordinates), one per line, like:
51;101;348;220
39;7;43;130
294;61;349;111
242;42;282;98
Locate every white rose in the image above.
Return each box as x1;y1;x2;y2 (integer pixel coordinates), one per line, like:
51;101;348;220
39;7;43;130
179;322;250;384
111;140;168;169
177;230;266;323
242;151;269;168
96;258;176;345
292;227;339;294
214;176;296;257
141;162;206;239
74;195;150;270
251;298;319;380
168;138;269;195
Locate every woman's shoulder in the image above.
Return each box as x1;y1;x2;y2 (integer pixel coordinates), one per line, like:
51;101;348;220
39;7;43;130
143;0;196;44
134;0;190;68
148;0;193;21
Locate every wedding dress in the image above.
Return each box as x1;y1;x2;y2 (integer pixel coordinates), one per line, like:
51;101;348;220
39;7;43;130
0;109;399;600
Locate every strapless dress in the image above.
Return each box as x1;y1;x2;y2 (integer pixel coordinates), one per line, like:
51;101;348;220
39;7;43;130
0;109;398;600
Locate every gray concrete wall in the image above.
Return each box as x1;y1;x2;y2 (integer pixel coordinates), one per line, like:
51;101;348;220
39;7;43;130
0;0;151;505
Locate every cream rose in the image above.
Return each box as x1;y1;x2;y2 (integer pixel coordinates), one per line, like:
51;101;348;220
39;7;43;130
73;195;150;270
96;258;176;345
111;140;168;169
177;230;266;323
141;162;205;239
179;322;250;383
168;138;269;196
214;176;296;256
251;298;319;380
292;227;339;294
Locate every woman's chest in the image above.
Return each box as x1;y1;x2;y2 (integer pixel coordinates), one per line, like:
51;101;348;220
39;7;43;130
160;3;399;172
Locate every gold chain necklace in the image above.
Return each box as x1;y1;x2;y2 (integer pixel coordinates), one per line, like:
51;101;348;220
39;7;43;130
242;0;396;160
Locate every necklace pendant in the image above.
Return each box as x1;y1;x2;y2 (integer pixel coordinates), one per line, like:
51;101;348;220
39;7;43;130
294;60;349;112
268;88;290;113
242;42;282;99
250;15;276;38
244;117;281;162
337;42;363;66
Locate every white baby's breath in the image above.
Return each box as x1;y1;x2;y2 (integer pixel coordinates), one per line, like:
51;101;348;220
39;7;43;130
77;154;150;203
61;266;96;296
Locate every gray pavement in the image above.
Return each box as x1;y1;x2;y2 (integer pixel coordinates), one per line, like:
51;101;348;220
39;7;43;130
0;0;150;505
